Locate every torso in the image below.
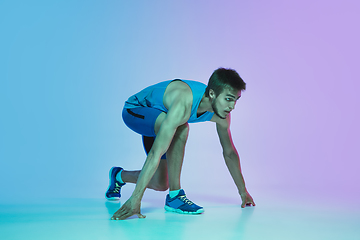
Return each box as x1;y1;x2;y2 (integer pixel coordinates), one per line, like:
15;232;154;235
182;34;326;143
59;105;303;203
124;79;214;123
157;80;229;128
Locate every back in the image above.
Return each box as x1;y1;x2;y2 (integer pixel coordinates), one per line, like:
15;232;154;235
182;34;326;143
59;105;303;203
124;80;214;123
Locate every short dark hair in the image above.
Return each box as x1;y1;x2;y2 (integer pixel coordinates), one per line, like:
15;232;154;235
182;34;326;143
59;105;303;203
205;68;246;97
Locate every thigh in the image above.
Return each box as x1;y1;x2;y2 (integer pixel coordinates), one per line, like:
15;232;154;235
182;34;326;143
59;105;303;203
122;107;164;137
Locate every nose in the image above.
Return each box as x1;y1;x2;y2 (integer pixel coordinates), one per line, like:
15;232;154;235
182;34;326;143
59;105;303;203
229;102;236;110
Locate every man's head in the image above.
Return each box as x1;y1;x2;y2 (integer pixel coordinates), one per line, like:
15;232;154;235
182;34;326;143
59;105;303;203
205;68;246;97
205;68;246;119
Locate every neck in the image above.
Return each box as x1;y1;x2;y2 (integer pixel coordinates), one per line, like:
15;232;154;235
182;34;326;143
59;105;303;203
198;94;213;113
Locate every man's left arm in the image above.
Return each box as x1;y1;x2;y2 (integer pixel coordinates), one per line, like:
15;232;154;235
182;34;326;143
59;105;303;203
216;115;255;208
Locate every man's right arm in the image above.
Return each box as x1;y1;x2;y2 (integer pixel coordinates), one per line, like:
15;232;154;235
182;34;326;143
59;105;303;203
131;99;190;200
111;95;192;220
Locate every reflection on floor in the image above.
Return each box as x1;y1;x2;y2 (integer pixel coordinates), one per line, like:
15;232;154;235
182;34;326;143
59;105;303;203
1;190;359;240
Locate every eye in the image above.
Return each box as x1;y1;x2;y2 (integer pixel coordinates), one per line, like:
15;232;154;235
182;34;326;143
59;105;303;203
226;98;234;102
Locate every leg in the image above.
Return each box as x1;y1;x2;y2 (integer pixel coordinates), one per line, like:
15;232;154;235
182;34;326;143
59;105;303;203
117;108;169;191
163;123;203;214
166;123;189;191
120;159;169;191
152;112;189;191
120;116;189;192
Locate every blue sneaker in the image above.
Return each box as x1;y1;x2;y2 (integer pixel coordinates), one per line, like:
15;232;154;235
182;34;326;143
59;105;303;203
105;167;125;200
164;189;204;214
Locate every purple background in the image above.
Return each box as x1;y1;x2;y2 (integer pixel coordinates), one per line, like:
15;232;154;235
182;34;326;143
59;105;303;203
1;0;359;204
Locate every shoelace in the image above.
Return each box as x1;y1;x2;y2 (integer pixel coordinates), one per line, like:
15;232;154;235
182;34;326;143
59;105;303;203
113;182;121;193
179;195;194;205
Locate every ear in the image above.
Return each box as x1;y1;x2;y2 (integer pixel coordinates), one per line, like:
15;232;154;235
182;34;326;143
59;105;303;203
209;89;216;99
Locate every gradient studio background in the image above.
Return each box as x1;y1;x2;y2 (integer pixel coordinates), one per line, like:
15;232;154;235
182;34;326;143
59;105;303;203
1;0;359;205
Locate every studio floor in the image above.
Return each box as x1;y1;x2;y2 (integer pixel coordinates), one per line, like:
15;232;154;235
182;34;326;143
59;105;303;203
1;190;359;240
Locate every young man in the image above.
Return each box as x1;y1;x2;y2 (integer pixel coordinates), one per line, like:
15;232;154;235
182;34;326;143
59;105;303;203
106;68;255;220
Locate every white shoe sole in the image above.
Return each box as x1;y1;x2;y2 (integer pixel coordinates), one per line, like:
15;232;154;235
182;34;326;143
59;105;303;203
164;205;204;214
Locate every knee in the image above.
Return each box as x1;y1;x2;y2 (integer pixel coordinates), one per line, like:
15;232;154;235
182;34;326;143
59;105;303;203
154;182;169;191
179;122;189;132
150;172;169;191
175;123;189;140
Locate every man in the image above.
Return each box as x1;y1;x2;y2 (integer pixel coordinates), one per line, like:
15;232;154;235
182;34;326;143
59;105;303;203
106;68;255;220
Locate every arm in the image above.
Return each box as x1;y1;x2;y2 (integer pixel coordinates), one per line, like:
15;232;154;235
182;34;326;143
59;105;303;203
216;114;255;208
112;96;192;220
131;100;190;200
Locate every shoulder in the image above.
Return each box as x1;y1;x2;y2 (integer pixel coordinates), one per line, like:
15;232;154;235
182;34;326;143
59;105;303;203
166;80;192;93
163;80;193;109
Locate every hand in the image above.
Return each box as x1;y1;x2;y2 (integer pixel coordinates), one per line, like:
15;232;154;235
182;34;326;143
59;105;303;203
240;190;255;208
111;197;146;220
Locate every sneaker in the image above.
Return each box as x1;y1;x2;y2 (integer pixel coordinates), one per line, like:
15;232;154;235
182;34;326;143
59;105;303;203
105;167;125;200
164;189;204;214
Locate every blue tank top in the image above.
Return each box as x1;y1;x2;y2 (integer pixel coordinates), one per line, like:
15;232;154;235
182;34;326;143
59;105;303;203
124;80;214;123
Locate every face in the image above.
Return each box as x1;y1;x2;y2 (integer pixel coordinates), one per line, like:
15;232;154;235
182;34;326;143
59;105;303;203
210;88;241;119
